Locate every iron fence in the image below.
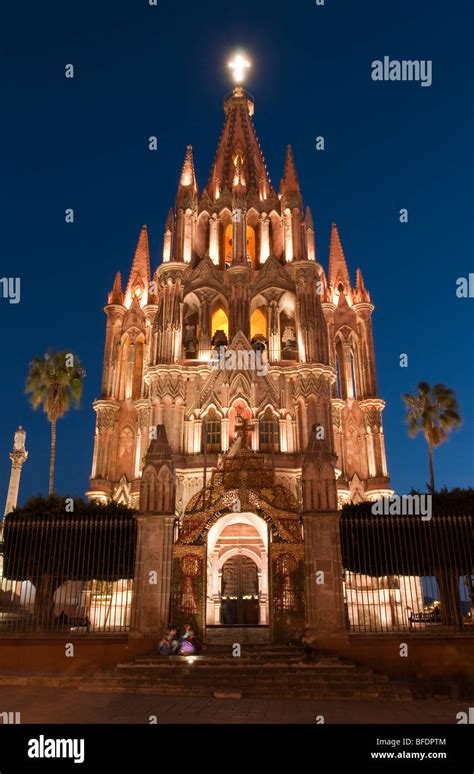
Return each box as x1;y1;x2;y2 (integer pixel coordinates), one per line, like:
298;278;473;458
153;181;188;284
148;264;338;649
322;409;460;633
341;509;473;633
0;513;137;634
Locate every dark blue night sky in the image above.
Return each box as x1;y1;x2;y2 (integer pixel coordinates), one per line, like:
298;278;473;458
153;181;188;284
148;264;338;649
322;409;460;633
1;0;473;507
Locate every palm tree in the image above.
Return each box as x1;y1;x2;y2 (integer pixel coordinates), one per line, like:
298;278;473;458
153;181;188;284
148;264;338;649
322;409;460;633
402;382;461;492
26;351;85;495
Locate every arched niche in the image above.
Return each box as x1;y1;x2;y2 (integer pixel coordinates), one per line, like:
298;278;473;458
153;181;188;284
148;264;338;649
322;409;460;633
211;306;229;340
279;293;298;360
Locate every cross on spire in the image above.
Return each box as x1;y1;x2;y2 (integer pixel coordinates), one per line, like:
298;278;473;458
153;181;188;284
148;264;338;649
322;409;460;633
228;54;251;84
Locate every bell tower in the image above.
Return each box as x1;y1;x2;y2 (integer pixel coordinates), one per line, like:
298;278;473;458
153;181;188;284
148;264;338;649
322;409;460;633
87;60;392;539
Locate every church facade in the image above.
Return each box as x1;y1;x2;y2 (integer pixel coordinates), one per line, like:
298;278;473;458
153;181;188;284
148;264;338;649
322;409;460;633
87;86;394;642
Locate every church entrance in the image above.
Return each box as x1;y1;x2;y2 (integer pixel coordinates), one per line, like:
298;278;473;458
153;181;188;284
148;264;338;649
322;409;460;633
205;512;269;626
220;555;259;625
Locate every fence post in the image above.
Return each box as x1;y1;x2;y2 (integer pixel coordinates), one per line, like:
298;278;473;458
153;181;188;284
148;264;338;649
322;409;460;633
303;510;348;649
129;425;177;639
130;514;175;639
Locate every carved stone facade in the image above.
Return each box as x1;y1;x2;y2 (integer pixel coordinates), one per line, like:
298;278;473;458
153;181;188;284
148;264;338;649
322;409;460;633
87;85;393;641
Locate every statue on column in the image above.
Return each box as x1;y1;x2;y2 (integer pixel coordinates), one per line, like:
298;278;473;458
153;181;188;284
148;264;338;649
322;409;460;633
211;329;228;352
4;426;28;518
13;427;26;452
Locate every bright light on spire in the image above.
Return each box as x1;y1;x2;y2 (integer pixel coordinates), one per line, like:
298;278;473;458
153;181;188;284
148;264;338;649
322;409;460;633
228;53;251;84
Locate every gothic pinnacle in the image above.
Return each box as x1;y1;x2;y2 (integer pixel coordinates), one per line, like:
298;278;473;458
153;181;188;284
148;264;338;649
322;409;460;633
108;271;123;305
328;222;351;290
179;144;197;192
282;144;301;195
125;225;151;305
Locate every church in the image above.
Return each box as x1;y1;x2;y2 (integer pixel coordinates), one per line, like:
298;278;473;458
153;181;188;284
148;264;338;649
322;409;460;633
86;75;394;643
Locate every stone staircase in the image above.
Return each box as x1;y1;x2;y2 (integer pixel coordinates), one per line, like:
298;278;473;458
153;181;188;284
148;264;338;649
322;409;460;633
77;644;412;700
205;626;270;644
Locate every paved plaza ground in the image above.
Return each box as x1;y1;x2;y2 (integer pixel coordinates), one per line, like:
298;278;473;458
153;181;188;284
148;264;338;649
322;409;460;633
0;686;467;724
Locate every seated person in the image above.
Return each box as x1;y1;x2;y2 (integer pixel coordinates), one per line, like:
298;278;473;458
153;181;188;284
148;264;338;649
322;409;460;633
157;626;179;656
177;627;202;656
302;626;318;660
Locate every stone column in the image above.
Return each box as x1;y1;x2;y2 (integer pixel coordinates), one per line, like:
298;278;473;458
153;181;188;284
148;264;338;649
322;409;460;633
259;213;270;264
198;293;212;361
267;300;280;363
134;400;150;477
302;511;348;649
4;427;28;517
209;214;220;265
130;514;175;637
92;401;120;480
221;417;230;452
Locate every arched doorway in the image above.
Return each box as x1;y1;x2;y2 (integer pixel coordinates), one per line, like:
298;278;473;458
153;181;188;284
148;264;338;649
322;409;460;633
206;512;269;626
221;555;259;625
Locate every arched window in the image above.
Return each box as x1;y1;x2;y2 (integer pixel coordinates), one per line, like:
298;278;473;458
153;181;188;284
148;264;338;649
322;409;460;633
280;311;297;360
202;410;221;453
250;307;267;340
224;223;233;263
259;408;280;452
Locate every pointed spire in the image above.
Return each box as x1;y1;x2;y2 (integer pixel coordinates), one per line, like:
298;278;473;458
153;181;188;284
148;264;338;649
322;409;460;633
304;206;314;229
144;424;173;463
355;267;371;302
328;223;351;290
108;271;123;305
282;145;301;195
179;145;197;192
125;225;151;306
207;88;271;199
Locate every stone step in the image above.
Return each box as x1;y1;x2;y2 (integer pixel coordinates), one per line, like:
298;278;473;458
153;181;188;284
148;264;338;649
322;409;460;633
101;644;413;701
117;660;365;671
126;655;352;666
205;627;271;644
116;668;375;682
76;678;411;700
109;673;378;685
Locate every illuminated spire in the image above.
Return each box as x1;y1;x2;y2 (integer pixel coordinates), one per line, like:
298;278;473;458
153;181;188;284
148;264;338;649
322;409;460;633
355;267;371;302
179;145;197;192
328;223;351;290
108;271;123;305
207;85;270;198
281;145;301;196
125;225;151;306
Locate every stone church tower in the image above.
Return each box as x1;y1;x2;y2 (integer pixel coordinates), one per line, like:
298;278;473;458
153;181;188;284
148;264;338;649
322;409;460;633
87;83;392;641
88;84;391;511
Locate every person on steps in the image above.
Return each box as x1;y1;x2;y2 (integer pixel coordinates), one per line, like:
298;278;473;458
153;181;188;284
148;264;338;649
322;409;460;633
157;626;178;656
302;626;318;661
177;627;202;655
